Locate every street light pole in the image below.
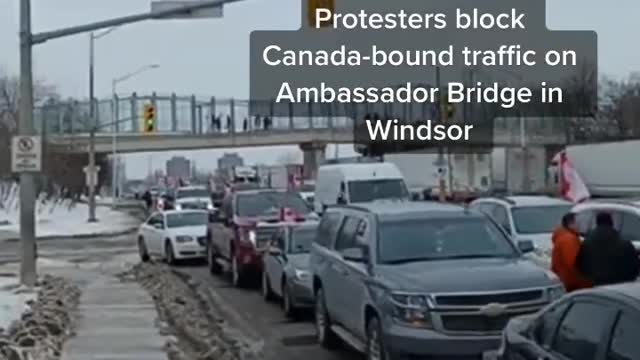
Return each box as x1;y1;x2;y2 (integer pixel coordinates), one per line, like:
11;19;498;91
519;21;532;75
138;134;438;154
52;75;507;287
18;0;37;287
87;32;97;222
110;64;159;209
111;80;118;209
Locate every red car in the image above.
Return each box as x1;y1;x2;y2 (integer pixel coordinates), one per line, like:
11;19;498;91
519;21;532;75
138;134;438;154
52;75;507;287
206;188;315;287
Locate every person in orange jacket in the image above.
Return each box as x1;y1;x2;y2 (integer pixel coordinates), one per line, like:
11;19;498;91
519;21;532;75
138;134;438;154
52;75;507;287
551;212;592;292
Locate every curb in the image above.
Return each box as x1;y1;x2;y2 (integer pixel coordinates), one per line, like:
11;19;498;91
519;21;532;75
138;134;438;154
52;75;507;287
2;227;138;243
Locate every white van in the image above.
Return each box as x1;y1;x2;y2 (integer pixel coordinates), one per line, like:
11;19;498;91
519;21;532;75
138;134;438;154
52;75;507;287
314;162;410;213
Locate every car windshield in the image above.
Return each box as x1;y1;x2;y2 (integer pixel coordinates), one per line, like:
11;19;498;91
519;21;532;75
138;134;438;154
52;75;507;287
378;216;517;264
166;212;208;228
289;227;317;254
236;192;311;217
511;205;572;234
299;184;315;192
176;188;209;199
348;179;409;203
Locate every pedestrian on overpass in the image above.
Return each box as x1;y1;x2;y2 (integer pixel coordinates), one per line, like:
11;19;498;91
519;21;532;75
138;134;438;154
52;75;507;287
243;117;248;132
226;115;232;132
551;212;592;292
254;115;261;129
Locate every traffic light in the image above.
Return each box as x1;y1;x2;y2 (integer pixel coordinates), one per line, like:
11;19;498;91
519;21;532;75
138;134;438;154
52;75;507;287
142;104;156;133
443;101;455;122
308;0;334;28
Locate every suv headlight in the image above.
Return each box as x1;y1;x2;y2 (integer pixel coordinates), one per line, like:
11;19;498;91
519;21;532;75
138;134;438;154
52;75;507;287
248;230;256;245
547;286;565;302
389;293;433;328
294;269;310;281
175;235;192;243
207;203;214;210
175;204;182;210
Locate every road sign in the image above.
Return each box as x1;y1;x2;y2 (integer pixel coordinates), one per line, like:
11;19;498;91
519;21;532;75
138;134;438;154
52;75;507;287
151;1;223;19
11;136;42;173
83;166;101;187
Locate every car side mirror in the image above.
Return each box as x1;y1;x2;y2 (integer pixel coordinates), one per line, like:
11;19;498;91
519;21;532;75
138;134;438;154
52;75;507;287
154;223;163;229
269;247;282;256
337;194;347;205
342;247;367;262
517;240;535;254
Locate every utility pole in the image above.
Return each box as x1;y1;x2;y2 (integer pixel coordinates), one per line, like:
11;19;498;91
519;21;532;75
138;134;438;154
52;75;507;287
18;0;37;287
520;113;530;192
436;66;446;202
87;33;97;222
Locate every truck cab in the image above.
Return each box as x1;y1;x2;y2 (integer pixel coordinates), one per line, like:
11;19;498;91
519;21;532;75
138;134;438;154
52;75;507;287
206;188;315;287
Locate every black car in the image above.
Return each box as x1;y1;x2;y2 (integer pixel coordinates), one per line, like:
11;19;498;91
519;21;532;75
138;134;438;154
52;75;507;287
491;282;639;360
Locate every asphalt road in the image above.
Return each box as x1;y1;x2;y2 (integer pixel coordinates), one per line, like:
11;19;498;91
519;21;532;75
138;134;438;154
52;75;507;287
0;234;137;265
177;262;358;360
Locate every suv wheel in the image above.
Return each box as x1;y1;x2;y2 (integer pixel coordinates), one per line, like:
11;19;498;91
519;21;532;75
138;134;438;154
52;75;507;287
231;256;244;288
262;271;275;302
366;316;388;360
282;281;298;319
315;287;339;349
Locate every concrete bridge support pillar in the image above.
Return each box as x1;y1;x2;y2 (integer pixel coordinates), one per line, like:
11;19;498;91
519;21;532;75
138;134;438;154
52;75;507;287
299;142;326;180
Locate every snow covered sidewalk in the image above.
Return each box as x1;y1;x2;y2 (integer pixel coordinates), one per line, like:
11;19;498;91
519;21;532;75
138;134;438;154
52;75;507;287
0;202;140;241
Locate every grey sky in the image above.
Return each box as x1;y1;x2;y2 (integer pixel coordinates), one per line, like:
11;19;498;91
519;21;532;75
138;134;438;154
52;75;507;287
1;0;638;178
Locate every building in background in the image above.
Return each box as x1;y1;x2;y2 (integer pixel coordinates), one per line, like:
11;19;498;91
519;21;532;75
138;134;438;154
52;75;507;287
218;153;244;171
166;156;191;180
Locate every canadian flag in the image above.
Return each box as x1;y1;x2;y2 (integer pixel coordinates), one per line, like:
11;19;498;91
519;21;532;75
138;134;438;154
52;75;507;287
553;151;590;203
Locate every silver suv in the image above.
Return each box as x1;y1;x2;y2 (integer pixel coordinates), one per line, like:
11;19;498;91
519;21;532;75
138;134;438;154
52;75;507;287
310;201;565;360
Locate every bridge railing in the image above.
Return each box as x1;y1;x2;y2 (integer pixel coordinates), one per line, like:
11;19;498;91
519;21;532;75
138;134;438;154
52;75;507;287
35;93;569;141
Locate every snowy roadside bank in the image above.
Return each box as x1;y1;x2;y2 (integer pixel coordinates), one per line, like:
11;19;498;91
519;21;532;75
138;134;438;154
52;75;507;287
0;202;140;242
0;275;80;360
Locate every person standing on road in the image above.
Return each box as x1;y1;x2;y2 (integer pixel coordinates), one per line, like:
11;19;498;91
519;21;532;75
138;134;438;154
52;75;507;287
551;213;592;292
577;212;640;286
142;190;152;212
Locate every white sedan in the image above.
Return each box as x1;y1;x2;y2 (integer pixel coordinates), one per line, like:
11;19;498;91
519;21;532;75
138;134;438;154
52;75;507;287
137;210;209;265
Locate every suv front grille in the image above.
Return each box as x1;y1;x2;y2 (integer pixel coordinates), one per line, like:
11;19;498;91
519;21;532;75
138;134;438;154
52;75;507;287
434;289;544;306
256;227;279;247
440;309;538;333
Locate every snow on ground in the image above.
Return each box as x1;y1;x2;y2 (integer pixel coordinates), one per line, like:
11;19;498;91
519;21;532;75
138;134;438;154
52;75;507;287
0;275;36;330
0;201;140;239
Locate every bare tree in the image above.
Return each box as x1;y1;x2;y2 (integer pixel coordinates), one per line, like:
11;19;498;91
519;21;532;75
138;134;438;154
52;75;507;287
599;74;640;138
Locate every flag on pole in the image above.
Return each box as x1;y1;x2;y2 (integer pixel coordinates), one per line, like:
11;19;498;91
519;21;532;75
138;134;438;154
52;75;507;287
556;151;590;203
